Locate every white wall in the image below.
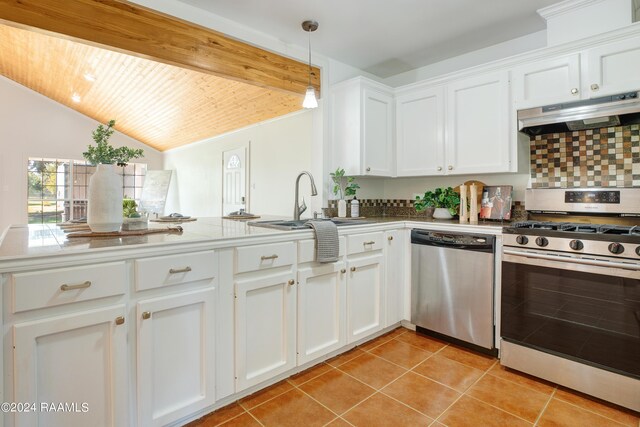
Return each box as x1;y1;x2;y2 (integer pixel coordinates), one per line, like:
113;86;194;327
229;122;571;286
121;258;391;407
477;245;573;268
0;76;163;231
163;110;319;217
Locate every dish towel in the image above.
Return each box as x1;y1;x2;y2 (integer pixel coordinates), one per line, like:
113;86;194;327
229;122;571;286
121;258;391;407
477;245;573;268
308;220;339;263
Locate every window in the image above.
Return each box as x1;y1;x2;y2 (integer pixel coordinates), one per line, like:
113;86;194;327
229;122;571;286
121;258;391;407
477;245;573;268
27;158;147;224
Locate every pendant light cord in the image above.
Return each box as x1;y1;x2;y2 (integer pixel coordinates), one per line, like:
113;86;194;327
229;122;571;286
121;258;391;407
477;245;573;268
308;27;312;86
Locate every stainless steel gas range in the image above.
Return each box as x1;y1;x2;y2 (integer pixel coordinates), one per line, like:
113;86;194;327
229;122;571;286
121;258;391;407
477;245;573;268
500;188;640;412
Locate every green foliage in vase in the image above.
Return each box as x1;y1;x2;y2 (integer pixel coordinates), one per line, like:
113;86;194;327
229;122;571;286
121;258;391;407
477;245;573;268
82;120;144;166
122;198;140;218
330;167;360;199
414;187;460;215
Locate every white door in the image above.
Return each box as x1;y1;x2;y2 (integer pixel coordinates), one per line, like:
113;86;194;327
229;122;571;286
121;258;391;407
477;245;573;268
137;288;216;427
347;253;384;343
297;262;347;365
396;86;445;176
235;271;296;391
384;230;405;327
362;87;394;176
446;70;511;175
222;146;247;215
586;36;640;97
13;306;128;427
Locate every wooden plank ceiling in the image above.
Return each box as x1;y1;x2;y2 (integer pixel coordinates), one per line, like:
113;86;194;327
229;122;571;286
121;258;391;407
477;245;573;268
0;0;323;152
0;24;309;151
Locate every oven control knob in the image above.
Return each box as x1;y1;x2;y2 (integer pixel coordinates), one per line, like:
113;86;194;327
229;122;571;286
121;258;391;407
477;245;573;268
636;246;640;256
569;240;583;251
535;237;549;247
608;243;625;255
516;235;528;245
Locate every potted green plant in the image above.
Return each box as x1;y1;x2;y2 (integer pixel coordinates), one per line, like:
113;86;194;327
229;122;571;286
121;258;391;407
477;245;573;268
414;187;460;219
83;120;144;232
330;168;360;218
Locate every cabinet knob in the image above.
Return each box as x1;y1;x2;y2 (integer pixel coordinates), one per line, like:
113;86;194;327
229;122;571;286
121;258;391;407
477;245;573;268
366;167;371;172
142;311;151;320
448;165;453;171
570;87;579;95
350;266;356;272
340;269;346;274
437;166;442;172
288;279;295;286
115;316;125;325
591;83;599;91
388;236;394;241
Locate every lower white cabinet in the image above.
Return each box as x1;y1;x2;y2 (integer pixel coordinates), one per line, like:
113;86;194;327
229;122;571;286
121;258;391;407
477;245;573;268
235;271;297;391
346;253;384;343
13;305;129;427
384;230;405;327
297;262;347;365
136;288;216;427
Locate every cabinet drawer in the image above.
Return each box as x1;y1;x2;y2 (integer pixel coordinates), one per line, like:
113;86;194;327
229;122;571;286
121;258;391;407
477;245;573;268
135;250;216;291
298;236;346;264
11;262;126;313
347;232;384;256
235;242;295;274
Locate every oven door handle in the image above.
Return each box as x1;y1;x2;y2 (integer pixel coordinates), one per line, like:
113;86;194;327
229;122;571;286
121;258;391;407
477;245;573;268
503;249;640;276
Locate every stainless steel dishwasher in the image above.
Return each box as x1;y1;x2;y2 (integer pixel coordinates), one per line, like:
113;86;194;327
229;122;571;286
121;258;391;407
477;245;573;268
411;229;496;354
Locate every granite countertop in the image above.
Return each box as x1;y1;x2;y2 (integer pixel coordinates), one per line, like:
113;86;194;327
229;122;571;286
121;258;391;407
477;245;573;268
0;216;508;262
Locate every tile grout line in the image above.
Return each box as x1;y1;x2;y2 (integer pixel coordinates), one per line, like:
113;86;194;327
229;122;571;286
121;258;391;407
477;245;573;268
245;409;266;427
550;393;637;427
463;394;537;425
533;387;557;427
211;408;249;427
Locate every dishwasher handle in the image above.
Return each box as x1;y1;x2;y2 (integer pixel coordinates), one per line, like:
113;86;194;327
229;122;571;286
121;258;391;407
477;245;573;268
411;229;495;252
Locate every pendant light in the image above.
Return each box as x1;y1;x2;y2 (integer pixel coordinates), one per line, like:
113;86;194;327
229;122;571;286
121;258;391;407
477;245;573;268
301;20;319;109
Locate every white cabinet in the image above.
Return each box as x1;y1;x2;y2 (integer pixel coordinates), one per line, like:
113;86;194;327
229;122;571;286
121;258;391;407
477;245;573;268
331;77;394;177
13;305;128;427
395;86;445;176
384;230;405;327
136;288;216;427
446;70;511;174
513;35;640;108
346;253;384;343
297;262;347;365
235;271;297;391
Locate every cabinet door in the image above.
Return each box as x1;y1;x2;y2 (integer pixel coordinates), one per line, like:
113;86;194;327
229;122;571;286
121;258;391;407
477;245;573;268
362;87;394;176
297;262;346;365
384;230;405;327
13;306;128;427
446;71;511;174
347;253;384;343
586;36;640;96
512;54;582;108
235;271;296;391
396;87;445;176
137;288;216;427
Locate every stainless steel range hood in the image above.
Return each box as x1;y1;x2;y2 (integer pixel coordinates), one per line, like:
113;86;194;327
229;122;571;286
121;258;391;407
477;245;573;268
518;92;640;136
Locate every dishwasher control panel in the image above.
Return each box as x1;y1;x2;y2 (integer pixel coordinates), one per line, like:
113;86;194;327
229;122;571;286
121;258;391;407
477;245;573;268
411;230;495;251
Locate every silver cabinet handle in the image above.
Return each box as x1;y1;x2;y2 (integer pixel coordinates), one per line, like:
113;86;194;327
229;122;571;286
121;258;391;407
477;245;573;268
350;267;356;272
169;266;192;274
60;281;91;291
591;83;599;91
115;316;125;325
437;166;442;172
142;311;151;320
570;87;579;94
340;269;346;274
448;165;453;170
366;167;371;172
388;236;394;241
363;241;375;246
261;254;279;261
287;279;295;286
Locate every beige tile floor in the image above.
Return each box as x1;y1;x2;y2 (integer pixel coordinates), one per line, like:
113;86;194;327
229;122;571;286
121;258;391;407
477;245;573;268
187;327;640;427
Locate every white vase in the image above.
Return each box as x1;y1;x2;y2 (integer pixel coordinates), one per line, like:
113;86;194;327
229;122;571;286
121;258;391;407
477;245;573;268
337;199;347;218
88;164;122;232
433;207;453;219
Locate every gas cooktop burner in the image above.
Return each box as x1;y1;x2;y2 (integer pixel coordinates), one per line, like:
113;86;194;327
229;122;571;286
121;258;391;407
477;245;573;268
510;221;640;236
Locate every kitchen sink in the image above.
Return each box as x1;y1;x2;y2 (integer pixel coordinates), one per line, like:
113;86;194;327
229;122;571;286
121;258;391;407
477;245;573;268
248;218;374;230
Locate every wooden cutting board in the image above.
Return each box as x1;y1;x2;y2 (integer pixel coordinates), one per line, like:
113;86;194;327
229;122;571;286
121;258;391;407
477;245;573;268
67;226;184;238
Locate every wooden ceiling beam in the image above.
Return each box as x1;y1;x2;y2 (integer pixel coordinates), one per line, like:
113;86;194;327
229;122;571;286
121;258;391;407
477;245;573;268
0;0;321;97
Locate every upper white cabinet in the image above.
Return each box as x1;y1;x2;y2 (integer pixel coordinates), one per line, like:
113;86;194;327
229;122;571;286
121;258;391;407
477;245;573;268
446;70;511;175
331;77;394;177
512;54;582;108
395;86;445;176
513;35;640;108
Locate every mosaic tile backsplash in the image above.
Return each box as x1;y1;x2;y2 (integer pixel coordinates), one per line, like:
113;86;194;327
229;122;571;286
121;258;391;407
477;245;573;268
530;124;640;188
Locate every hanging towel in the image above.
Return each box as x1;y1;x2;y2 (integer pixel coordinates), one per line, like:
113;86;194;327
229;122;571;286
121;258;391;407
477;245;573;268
307;220;339;263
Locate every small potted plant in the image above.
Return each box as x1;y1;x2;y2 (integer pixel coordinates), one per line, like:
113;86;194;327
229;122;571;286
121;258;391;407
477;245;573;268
330;168;360;218
122;198;148;231
414;187;460;219
83;120;144;232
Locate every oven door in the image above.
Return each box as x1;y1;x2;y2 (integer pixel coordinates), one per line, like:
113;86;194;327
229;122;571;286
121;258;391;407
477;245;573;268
501;248;640;380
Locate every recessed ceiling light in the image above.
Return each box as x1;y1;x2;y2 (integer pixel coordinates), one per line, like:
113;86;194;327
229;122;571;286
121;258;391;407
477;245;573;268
83;73;96;82
71;93;81;103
